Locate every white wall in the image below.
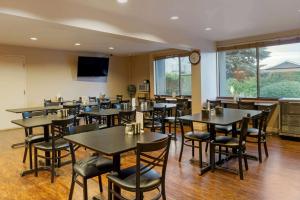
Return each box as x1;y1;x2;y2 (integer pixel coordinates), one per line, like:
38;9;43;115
0;44;131;106
201;51;217;105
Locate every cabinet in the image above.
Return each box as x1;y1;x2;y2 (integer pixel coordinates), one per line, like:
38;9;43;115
279;98;300;137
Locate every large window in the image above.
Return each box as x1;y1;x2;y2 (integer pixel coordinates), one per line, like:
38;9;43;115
218;42;300;98
154;56;192;96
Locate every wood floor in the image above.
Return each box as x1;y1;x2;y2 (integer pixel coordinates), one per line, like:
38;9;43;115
1;127;300;200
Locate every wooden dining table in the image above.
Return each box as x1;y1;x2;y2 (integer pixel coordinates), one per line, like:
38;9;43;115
6;105;63;114
179;108;262;175
11;114;74;176
64;126;167;200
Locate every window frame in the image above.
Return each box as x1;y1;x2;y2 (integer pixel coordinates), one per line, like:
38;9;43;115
153;55;192;97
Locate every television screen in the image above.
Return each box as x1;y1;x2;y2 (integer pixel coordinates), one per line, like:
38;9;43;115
77;56;109;77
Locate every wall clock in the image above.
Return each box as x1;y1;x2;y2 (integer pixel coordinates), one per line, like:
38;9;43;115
189;51;200;65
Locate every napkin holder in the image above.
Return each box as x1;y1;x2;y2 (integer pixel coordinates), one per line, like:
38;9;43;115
202;109;210;119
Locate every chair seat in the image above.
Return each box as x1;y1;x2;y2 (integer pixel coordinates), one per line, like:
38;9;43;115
247;128;266;136
34;138;69;150
74;156;113;179
25;134;45;143
213;136;244;147
185;131;210;141
215;125;232;133
107;166;161;191
144;121;162;128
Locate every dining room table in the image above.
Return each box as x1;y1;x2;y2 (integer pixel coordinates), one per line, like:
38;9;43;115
6;105;63;114
179;108;262;175
11;114;74;176
64;126;167;200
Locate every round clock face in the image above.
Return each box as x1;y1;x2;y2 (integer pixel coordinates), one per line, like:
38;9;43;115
189;51;200;64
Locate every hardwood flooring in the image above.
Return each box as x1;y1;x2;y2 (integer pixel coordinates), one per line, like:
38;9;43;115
0;127;300;200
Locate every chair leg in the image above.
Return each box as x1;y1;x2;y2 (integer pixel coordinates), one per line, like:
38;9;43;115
258;138;262;163
238;151;244;180
179;138;184;162
29;143;33;169
23;143;28;163
264;141;269;157
199;141;203;169
98;175;103;193
108;180;113;200
205;142;209;153
83;178;88;200
244;153;248;171
168;122;171;134
68;172;76;200
51;150;56;183
161;181;166;200
174;122;177;141
218;146;222;162
192;140;195;157
34;147;38;177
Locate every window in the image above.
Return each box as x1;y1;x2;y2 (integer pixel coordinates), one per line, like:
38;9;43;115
218;42;300;98
154;56;192;96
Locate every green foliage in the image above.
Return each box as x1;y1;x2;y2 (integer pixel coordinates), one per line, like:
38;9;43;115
260;81;300;98
227;78;257;97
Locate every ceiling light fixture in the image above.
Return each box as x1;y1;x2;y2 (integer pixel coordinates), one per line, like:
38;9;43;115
117;0;128;4
170;16;179;20
205;27;212;31
109;47;115;50
30;37;38;41
74;43;81;46
298;9;300;12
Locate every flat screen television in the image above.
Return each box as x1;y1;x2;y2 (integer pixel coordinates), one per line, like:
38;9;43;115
77;56;109;77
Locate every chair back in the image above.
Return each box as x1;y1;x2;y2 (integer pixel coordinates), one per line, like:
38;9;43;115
238;101;256;110
155;97;166;103
51;116;75;147
63;104;81;116
136;136;171;191
118;110;136;125
152;106;167;133
258;110;271;133
22;111;45;119
67;123;99;164
99;101;111;109
176;98;190;116
89;96;97;102
239;115;250;146
207;99;222;109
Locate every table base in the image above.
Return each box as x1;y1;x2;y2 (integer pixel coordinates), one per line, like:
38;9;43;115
20;166;51;177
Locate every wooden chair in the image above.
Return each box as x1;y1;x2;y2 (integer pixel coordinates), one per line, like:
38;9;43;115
179;120;210;172
211;116;250;180
34;117;75;183
246;109;273;163
144;106;167;134
22;111;47;169
68;124;114;200
118;110;136;125
238;101;256;110
107;136;171;200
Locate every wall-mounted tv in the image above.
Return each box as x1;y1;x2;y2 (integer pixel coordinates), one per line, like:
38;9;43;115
77;56;109;77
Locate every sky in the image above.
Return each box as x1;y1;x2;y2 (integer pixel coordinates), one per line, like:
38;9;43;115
260;42;300;69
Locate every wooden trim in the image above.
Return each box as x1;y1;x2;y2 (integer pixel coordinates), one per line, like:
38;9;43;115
216;29;300;51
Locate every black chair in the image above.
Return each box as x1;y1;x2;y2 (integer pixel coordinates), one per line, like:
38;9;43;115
165;99;190;140
68;124;114;200
155;97;166;103
179;120;210;172
63;104;81;125
107;136;171;200
144;106;167;134
34;116;75;183
116;95;123;102
118;110;136;125
211;116;250;180
89;96;97;102
246;109;273;163
207;99;221;109
22;111;46;169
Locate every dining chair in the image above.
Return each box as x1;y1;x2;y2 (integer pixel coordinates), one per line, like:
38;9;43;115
116;95;123;102
206;99;221;109
144;106;167;134
118;110;136;125
22;111;47;169
211;115;250;180
238;101;256;110
34;116;75;183
89;96;97;102
107;136;171;200
155;97;166;103
165;99;190;140
246;109;273;163
179;120;211;170
68;124;114;200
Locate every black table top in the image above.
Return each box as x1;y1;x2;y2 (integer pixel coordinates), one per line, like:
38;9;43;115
135;103;177;112
64;126;167;156
6;106;63;113
11;115;73;128
179;108;261;126
82;108;121;116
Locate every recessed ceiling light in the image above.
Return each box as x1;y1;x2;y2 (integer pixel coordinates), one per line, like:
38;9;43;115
109;47;115;50
298;9;300;12
205;27;212;31
170;16;179;20
30;37;38;41
74;43;81;46
117;0;128;4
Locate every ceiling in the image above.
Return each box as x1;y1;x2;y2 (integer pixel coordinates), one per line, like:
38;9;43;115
0;0;300;54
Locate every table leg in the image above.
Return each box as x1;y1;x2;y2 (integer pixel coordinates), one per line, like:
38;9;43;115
107;116;112;128
209;124;216;171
